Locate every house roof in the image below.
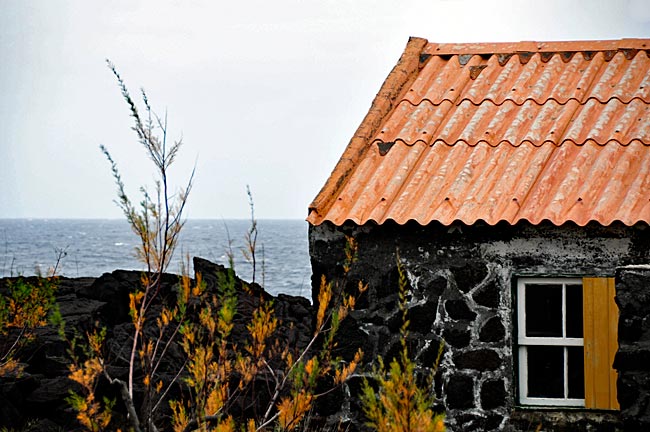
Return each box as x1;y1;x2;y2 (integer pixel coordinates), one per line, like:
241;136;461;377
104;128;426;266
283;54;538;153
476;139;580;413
307;37;650;227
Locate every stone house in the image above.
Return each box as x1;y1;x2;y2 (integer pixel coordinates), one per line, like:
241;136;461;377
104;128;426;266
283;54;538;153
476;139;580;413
307;38;650;431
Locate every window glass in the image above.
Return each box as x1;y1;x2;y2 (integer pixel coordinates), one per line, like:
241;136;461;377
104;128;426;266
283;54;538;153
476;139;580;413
566;284;583;338
527;345;564;398
567;346;585;399
525;284;562;337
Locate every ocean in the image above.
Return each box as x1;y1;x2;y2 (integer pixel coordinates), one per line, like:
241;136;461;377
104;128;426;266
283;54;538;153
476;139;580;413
0;219;312;298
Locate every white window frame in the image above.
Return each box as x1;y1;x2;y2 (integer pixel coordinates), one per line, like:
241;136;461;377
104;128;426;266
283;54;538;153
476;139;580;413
517;277;585;407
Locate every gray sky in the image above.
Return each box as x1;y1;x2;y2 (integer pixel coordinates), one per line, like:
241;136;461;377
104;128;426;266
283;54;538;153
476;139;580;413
2;0;650;220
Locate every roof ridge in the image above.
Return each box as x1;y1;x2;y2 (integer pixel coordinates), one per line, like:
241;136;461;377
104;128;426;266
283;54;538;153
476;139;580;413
424;39;650;55
425;49;650;64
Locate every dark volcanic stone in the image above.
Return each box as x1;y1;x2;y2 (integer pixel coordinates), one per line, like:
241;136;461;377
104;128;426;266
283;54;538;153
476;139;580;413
481;378;506;410
446;374;474;409
20;418;63;432
24;376;75;404
453;349;501;371
486;413;503;430
385;308;404;333
451;263;488;293
336;311;375;362
617;270;650;312
0;392;21;429
421;274;447;297
417;339;444;367
619;316;644;342
443;321;471;348
617;374;641;410
614;347;650;371
615;268;650;431
445;299;477;320
454;413;487;431
79;270;147;324
408;298;439;332
56;293;106;328
472;280;500;308
479;316;505;343
313;379;345;417
383;334;418;365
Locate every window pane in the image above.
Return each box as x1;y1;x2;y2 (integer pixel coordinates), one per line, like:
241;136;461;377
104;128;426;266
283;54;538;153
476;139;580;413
527;346;564;398
566;284;583;338
568;346;585;399
526;284;562;337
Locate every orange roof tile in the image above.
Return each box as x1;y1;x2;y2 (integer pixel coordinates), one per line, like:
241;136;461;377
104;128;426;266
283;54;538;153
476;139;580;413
308;38;650;226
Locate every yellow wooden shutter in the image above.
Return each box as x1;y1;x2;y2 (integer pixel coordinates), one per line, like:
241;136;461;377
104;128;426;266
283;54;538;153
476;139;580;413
583;277;619;410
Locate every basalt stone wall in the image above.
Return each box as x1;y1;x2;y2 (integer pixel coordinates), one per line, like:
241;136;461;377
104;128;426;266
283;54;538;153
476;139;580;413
614;265;650;431
309;220;650;431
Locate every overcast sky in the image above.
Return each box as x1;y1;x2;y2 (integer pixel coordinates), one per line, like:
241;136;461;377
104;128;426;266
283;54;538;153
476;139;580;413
1;0;650;220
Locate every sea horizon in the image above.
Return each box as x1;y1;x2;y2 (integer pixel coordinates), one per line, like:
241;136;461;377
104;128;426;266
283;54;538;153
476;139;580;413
0;217;308;221
0;219;312;298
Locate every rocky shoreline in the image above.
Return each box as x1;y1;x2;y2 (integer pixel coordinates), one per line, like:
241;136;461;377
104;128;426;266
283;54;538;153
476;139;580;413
0;257;316;431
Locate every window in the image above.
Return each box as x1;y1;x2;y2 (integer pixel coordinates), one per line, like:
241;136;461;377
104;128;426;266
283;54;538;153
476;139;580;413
517;277;619;410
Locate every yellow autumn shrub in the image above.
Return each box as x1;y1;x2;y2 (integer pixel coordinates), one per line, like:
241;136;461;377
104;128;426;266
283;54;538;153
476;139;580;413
0;276;58;377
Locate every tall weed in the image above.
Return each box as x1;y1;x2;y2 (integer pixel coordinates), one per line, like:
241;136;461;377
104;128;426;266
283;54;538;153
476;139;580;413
66;64;365;432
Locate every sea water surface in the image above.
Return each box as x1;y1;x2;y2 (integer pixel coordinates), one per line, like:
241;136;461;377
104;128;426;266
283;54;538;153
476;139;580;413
0;219;312;298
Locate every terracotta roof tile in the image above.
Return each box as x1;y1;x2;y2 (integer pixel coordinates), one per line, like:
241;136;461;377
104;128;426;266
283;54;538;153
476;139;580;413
376;98;650;147
308;38;650;227
406;51;650;106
